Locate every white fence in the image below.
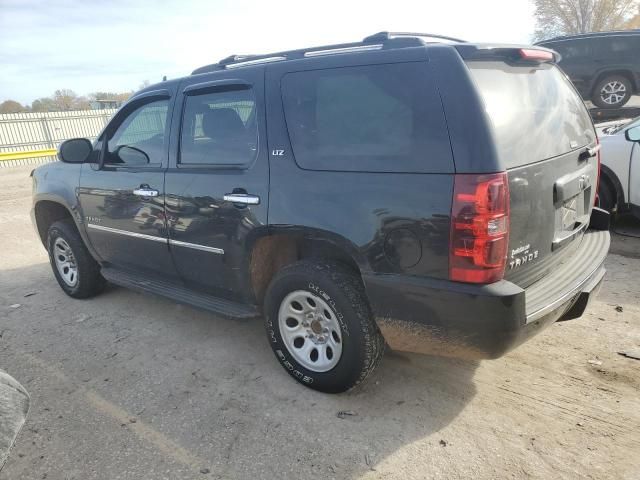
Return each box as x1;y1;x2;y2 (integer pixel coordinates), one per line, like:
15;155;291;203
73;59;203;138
0;109;118;168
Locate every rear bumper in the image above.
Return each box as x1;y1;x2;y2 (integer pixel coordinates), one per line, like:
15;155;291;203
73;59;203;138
364;230;610;359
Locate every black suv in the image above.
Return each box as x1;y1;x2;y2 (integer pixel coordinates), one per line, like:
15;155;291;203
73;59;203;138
537;30;640;108
32;32;610;393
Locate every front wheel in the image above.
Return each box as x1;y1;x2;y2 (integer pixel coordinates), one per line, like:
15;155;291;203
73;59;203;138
264;261;384;393
592;75;632;108
47;219;106;299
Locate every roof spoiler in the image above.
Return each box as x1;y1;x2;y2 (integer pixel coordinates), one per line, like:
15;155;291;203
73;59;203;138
455;44;561;64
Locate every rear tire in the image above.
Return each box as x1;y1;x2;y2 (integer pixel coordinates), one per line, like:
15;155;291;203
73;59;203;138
47;219;106;299
592;75;632;108
264;260;384;393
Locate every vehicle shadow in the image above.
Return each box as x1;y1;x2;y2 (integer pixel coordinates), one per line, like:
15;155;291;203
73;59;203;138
0;262;479;479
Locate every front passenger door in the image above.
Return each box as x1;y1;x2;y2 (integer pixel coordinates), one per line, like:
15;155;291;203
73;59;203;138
79;93;179;280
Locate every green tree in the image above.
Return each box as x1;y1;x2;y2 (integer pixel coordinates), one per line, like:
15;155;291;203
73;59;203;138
533;0;639;41
0;100;27;113
31;97;57;112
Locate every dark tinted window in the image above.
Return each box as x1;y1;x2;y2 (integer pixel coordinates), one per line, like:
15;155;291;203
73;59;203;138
106;100;169;166
467;62;594;167
281;62;452;173
180;88;257;166
597;35;640;55
548;40;591;60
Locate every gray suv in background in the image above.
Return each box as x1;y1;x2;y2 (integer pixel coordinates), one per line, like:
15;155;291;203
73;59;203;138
537;30;640;108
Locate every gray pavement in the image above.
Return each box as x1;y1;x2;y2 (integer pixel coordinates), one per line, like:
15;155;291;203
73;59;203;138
1;165;639;480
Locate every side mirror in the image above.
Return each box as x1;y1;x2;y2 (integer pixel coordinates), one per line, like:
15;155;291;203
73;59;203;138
115;145;150;165
625;125;640;142
58;138;92;163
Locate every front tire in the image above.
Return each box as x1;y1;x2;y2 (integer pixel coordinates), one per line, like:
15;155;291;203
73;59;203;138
47;219;106;299
592;75;632;108
264;261;384;393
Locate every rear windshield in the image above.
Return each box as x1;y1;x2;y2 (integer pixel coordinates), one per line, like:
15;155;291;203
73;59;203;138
466;61;595;168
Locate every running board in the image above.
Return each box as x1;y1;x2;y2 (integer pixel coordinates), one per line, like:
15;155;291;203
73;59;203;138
101;268;259;319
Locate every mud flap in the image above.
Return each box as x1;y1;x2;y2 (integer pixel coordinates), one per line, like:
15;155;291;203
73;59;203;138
558;267;606;322
589;206;610;231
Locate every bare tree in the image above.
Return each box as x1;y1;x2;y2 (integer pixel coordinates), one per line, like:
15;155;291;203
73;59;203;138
52;89;79;110
534;0;639;41
89;91;133;103
624;5;640;26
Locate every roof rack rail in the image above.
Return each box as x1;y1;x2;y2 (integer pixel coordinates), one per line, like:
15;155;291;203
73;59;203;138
363;31;466;44
192;31;465;74
537;29;640;43
218;54;256;66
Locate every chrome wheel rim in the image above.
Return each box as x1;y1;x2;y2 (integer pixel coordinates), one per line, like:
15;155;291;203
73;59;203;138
600;81;627;105
278;290;343;372
53;237;78;287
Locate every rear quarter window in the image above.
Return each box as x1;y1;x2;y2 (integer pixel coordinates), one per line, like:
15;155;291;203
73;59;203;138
280;62;453;173
467;61;595;168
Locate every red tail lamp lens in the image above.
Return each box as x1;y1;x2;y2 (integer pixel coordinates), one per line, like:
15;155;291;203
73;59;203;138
450;172;510;284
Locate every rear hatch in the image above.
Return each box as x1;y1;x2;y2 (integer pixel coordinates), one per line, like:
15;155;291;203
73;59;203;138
464;53;598;288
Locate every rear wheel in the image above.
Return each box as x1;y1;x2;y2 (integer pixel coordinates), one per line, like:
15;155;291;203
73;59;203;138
264;260;384;393
592;75;632;108
47;219;106;298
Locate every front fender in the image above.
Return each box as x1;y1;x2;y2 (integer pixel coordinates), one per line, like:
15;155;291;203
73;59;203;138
31;163;99;260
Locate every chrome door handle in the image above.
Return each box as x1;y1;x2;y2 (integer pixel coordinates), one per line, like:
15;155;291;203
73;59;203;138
223;193;260;205
133;187;159;197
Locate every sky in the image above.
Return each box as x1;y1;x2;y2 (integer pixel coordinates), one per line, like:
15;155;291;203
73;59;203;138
0;0;536;105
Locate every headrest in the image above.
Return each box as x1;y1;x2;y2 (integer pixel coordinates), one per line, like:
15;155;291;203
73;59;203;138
201;108;246;140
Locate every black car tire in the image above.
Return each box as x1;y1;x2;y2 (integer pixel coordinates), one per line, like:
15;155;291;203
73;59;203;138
47;219;106;299
592;75;632;108
264;260;385;393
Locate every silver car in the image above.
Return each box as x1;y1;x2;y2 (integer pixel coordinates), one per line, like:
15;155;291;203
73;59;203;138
597;116;640;218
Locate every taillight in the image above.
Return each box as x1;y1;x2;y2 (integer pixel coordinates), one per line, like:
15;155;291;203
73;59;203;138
449;172;510;284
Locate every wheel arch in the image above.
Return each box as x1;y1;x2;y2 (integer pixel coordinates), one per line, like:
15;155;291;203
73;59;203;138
247;227;370;305
33;198;77;246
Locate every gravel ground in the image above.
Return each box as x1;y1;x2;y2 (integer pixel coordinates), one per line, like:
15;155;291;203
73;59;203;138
0;165;639;480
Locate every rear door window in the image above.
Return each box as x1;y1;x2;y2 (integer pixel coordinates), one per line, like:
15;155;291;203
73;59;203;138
280;62;453;173
179;88;258;166
467;61;595;168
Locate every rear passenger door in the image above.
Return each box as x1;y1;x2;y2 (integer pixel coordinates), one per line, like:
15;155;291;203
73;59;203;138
164;68;269;302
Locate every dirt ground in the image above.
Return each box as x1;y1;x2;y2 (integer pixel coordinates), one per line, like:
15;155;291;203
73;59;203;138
0;165;639;480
